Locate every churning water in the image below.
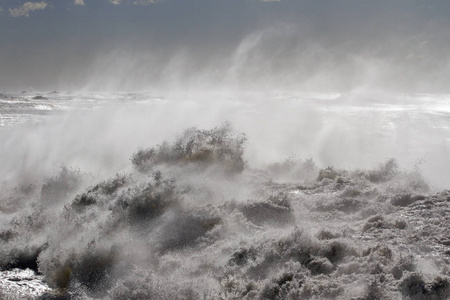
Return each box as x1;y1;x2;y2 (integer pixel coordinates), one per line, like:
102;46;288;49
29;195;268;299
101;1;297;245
0;91;449;299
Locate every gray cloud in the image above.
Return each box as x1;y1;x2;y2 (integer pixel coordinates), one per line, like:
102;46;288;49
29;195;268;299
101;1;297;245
9;2;48;17
108;0;159;4
133;0;159;4
74;0;85;5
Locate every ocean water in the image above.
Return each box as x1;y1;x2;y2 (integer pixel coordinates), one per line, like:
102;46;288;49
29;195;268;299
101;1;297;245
0;91;449;299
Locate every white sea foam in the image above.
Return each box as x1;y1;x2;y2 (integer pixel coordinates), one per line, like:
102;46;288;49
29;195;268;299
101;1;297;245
0;92;449;299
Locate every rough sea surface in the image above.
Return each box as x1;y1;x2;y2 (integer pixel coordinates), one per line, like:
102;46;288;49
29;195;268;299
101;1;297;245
0;91;449;299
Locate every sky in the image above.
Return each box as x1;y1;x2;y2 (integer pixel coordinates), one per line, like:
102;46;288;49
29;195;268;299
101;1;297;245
1;0;450;92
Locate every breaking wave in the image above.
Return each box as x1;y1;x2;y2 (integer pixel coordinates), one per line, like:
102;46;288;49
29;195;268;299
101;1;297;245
1;121;449;299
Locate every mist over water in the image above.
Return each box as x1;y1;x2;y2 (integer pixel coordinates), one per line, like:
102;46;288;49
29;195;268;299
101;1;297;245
1;91;450;187
2;0;450;299
2;1;450;93
1;91;450;299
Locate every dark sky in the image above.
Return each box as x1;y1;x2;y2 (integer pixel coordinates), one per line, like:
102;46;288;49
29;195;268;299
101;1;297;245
1;0;450;92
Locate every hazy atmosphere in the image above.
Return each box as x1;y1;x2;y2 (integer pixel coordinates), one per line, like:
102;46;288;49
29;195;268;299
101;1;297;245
1;1;450;299
1;0;450;92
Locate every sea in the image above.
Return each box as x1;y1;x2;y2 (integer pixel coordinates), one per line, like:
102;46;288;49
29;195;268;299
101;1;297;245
0;90;449;299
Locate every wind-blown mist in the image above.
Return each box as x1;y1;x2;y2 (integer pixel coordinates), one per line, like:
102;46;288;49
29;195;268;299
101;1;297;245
81;25;450;93
1;0;450;299
10;26;450;93
1;91;450;299
1;91;449;187
1;0;450;92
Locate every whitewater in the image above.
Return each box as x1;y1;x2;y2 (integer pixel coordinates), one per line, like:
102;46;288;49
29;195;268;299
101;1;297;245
0;91;449;299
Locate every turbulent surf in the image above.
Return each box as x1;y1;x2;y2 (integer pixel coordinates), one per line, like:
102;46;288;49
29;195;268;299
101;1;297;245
0;92;449;299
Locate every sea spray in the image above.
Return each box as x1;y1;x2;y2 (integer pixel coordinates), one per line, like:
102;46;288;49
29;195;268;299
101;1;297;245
0;118;449;299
